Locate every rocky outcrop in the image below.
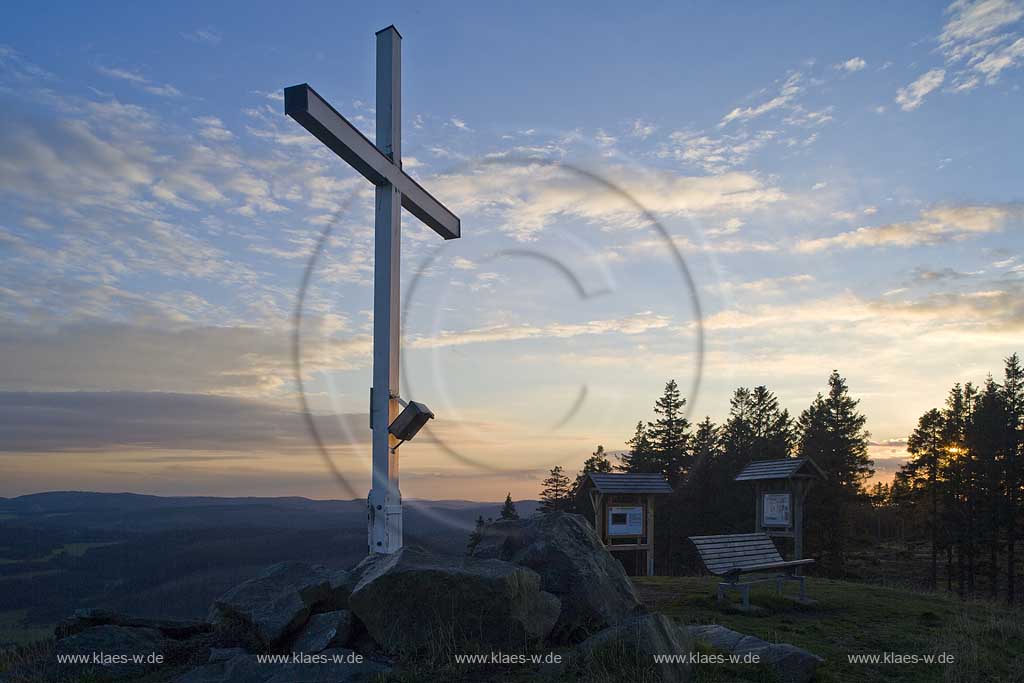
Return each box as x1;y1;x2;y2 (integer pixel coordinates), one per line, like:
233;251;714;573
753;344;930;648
470;512;642;641
292;610;354;654
687;624;822;683
570;612;693;683
348;545;560;656
208;562;348;648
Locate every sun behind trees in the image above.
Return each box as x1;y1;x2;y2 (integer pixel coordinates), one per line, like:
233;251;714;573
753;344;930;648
891;353;1023;603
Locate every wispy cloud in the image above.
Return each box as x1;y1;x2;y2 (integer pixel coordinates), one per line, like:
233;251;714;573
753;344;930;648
940;0;1024;88
797;204;1021;252
431;163;786;240
834;57;867;72
409;311;671;349
895;68;946;110
182;26;223;46
719;72;803;127
96;65;182;97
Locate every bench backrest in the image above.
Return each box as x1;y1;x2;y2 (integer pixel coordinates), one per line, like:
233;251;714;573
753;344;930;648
689;533;784;575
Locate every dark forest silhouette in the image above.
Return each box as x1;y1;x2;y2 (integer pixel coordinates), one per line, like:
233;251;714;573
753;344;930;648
539;354;1024;605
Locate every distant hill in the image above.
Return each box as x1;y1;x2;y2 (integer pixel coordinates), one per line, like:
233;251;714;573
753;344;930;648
0;492;539;644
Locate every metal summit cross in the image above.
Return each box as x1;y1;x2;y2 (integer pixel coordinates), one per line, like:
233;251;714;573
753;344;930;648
284;26;461;555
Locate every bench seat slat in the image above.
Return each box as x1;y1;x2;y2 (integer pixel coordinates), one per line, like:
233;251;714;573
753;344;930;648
695;541;779;553
696;543;781;556
705;552;784;567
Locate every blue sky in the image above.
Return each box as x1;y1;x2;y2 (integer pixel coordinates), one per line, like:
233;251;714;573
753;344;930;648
1;1;1022;500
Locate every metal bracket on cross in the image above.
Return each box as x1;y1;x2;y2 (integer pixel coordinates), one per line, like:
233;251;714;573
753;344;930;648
284;25;461;555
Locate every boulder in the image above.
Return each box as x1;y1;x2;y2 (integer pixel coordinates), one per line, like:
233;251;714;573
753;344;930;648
471;512;642;641
174;649;389;683
572;613;693;683
208;562;335;647
348;545;560;656
55;625;165;680
292;610;354;654
687;624;822;683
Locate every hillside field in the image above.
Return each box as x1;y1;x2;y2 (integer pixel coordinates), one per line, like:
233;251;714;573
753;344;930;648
635;576;1024;683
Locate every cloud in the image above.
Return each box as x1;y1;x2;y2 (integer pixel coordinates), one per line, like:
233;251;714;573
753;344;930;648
660;129;778;174
719;72;803;127
0;391;367;453
630;119;656;139
834;57;867;72
194;115;234;141
96;66;182;97
703;281;1024;335
0;315;370;397
430;162;786;240
0;45;56;82
408;311;671;349
797;204;1020;252
939;0;1024;88
706;217;744;237
710;274;815;296
895;69;946;110
182;27;223;46
912;266;977;282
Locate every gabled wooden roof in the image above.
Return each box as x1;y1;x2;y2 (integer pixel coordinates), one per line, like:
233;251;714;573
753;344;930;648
587;472;673;494
734;457;826;482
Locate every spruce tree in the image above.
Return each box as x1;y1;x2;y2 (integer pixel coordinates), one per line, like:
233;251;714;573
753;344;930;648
799;371;873;576
967;376;1008;598
571;445;615;520
649;380;691;484
539;466;572;513
905;408;946;590
467;514;486;553
1001;354;1022;604
618;421;657;473
500;493;519;520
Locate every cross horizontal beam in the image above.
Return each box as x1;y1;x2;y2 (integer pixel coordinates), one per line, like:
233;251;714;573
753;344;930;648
284;83;460;240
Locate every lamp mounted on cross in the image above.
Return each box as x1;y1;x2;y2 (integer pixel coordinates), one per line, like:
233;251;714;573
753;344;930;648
284;25;461;555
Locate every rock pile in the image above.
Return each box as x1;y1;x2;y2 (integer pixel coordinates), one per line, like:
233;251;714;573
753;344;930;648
37;512;822;682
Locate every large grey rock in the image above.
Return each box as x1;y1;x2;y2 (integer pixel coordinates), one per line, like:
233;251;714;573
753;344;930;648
471;512;642;641
55;625;166;680
208;562;336;647
572;613;693;683
174;649;388;683
292;610;354;654
687;624;822;683
348;545;560;656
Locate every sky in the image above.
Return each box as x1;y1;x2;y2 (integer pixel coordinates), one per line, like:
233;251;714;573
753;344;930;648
1;0;1023;501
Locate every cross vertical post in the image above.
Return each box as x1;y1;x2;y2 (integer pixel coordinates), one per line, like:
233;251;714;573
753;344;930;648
369;25;402;554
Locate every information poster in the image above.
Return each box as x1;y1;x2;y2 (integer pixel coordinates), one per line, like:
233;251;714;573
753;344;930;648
762;493;792;527
607;506;644;536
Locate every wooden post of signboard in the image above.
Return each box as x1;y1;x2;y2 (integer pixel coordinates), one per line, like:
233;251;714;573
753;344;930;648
646;496;655;576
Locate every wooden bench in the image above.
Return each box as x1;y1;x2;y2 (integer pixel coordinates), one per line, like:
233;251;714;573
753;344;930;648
689;533;814;609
